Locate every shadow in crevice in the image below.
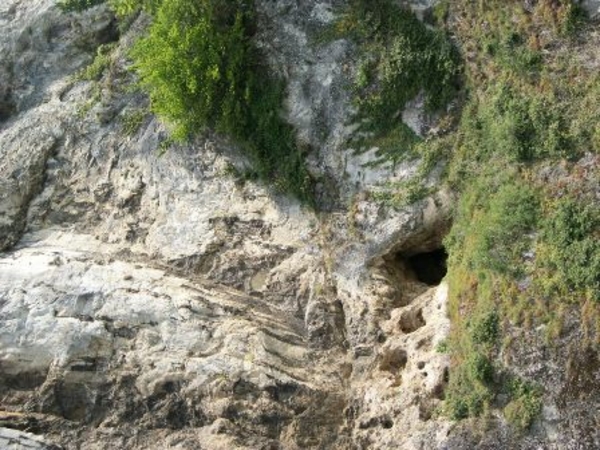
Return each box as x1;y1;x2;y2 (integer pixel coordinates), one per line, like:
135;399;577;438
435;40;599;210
376;243;448;309
404;247;448;286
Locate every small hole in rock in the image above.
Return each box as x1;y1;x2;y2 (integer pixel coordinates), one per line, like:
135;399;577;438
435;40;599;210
379;348;408;374
416;336;432;349
0;94;16;122
399;308;426;334
381;416;394;429
432;381;446;400
417;361;425;370
162;381;179;394
406;248;448;286
419;402;433;421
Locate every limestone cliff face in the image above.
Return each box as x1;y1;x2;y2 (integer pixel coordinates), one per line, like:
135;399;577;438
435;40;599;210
0;1;454;448
0;1;598;449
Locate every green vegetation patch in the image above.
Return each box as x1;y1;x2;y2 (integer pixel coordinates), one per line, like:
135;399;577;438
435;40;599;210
60;0;314;203
120;107;148;136
62;0;160;18
76;43;116;81
538;197;600;301
446;174;539;278
503;379;543;431
445;357;494;419
441;0;600;428
370;178;434;209
108;0;159;18
128;0;313;202
335;0;461;164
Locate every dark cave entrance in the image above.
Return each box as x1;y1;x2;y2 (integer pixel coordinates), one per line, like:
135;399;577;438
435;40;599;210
377;224;451;308
402;247;448;286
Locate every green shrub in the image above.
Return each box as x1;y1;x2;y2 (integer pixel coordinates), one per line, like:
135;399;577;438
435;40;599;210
445;175;539;278
476;183;539;275
539;198;600;300
431;0;450;25
341;0;461;162
371;177;433;209
359;122;421;166
451;81;574;169
544;199;599;250
467;352;494;383
436;340;449;354
107;0;161;18
445;362;493;419
130;0;249;139
504;379;542;430
471;311;499;345
129;0;313;202
504;394;542;430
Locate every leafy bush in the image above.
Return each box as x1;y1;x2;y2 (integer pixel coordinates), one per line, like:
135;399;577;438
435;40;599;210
475;183;539;274
504;379;542;430
445;175;539;277
471;311;499;345
129;0;313;201
445;361;493;419
504;394;542;430
62;0;314;201
539;198;600;301
467;353;494;383
339;0;461;162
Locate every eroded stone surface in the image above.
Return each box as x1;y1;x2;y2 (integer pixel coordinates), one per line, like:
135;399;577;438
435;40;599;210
0;2;454;447
2;0;598;449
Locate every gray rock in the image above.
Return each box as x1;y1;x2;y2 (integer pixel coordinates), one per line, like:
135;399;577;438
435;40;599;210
0;428;61;450
2;0;598;449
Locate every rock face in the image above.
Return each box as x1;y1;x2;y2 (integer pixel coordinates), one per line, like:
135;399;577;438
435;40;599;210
0;232;345;448
0;1;454;448
1;1;598;449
